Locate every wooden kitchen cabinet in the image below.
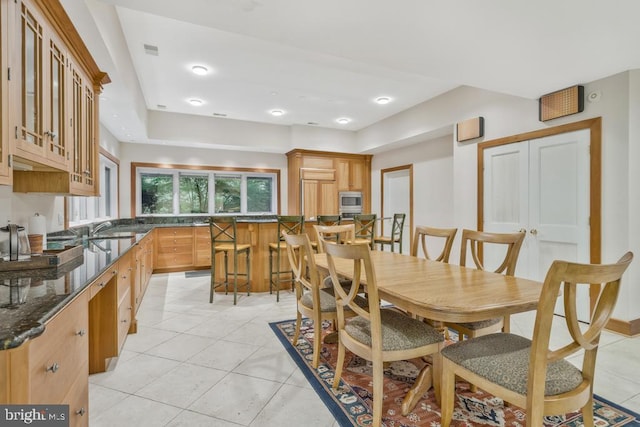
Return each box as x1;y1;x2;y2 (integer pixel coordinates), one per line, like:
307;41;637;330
8;0;107;194
0;291;90;425
194;226;212;267
154;227;195;271
286;149;372;219
0;0;10;185
116;251;133;349
133;233;153;315
337;157;366;191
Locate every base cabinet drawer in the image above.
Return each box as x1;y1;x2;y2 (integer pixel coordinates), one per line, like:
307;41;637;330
28;292;89;404
117;288;132;350
64;364;89;427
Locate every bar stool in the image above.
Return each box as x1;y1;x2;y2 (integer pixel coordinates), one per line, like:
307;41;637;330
311;215;341;252
352;213;377;249
209;216;251;305
268;215;304;301
374;213;406;253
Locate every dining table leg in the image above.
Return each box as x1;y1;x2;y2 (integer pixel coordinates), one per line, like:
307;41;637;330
400;344;443;415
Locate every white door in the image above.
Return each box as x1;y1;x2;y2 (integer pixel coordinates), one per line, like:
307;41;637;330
484;129;591;320
382;169;411;254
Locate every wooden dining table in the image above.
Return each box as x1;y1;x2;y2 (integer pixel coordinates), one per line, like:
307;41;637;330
314;249;543;413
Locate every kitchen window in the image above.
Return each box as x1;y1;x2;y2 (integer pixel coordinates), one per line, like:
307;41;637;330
135;165;279;216
68;153;119;225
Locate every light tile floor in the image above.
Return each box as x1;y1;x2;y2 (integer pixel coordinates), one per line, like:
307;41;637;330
89;272;640;426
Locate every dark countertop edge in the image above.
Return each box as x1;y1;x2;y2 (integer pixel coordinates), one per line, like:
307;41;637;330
1;232;149;351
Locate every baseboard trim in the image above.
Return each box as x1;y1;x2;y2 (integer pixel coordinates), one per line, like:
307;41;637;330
606;317;640;337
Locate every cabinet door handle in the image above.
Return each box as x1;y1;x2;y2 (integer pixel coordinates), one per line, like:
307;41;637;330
98;281;106;288
75;408;86;416
530;229;538;235
46;362;60;373
76;329;86;337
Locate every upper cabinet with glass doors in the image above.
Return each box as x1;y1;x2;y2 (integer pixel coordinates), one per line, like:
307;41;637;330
8;0;108;195
0;0;11;185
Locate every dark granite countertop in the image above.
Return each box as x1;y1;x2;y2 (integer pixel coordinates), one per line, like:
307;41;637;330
2;215;283;351
0;233;147;350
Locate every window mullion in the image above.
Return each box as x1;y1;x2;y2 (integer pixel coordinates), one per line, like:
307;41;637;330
173;171;180;215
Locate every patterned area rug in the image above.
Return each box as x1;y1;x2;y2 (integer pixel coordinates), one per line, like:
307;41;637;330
270;318;640;427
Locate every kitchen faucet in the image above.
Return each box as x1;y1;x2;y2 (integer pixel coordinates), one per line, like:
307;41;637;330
92;221;113;235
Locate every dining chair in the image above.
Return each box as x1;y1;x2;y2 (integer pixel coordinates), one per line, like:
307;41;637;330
374;213;406;253
325;242;445;427
209;216;251;305
410;226;458;262
283;232;366;368
440;251;633;427
268;215;305;302
310;215;342;252
313;223;355;253
446;229;526;340
352;213;377;250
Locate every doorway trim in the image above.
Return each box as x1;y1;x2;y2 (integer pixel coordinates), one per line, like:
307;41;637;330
380;164;414;247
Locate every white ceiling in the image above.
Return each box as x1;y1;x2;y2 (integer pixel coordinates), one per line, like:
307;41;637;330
62;0;640;148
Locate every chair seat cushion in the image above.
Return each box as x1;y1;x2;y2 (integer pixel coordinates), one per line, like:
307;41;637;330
455;317;502;330
441;333;584;396
345;309;444;351
300;288;368;312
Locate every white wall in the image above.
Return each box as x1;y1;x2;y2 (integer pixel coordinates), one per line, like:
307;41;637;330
365;74;638;322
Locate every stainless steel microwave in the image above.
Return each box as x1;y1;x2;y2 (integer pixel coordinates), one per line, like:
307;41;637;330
339;191;363;216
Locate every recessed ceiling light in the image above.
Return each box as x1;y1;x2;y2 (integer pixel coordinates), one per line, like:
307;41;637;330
270;109;285;117
375;96;392;105
188;98;203;106
191;65;208;76
336;117;351;124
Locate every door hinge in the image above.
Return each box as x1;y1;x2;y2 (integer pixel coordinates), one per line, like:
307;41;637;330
8;154;12;168
14;126;18;139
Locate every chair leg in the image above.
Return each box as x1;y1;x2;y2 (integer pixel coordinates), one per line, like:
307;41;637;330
292;311;302;346
581;396;595;427
312;318;321;369
246;249;251;296
440;359;456;427
275;247;281;302
333;339;346;390
209;251;216;303
232;249;238;305
372;358;384;427
269;248;274;295
223;251;229;295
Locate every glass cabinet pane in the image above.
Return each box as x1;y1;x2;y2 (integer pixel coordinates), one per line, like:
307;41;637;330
21;5;42;147
49;40;65;158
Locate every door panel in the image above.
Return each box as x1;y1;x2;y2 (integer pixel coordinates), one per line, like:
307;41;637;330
484;129;590;320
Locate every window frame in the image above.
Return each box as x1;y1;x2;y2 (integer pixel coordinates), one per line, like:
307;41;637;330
67;150;120;227
132;162;281;217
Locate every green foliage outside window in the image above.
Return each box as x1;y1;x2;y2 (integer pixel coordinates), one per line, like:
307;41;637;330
247;177;272;212
141;173;173;214
139;169;275;215
180;174;209;214
214;176;241;213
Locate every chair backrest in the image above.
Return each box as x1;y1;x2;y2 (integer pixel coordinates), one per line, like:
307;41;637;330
209;216;240;249
389;213;406;242
276;215;305;241
459;229;525;276
317;215;341;226
313;224;356;253
282;232;320;297
527;252;632;401
411;226;458;262
353;213;377;247
325;241;381;340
